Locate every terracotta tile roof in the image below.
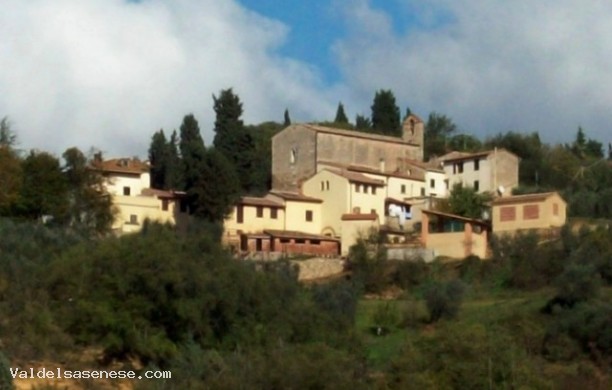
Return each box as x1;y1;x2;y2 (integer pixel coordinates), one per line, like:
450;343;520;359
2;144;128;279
320;169;385;186
240;196;285;208
94;158;150;175
264;229;340;241
341;213;378;221
295;123;418;146
318;160;426;181
347;164;426;182
141;188;186;198
403;159;445;173
422;209;490;226
268;190;323;203
491;192;563;205
438;148;518;163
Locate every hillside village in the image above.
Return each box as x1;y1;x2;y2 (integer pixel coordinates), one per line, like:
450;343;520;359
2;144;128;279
1;103;611;389
100;113;566;262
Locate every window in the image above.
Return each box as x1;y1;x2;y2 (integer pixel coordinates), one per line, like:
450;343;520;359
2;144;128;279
370;209;376;214
295;239;306;244
321;181;324;191
270;207;278;219
326;180;330;190
280;238;291;244
453;164;457;174
523;205;539;220
353;206;361;213
500;206;516;221
430;179;435;189
305;210;313;222
474;159;480;171
553;203;559;216
364;185;369;194
445;179;449;190
372;186;377;195
458;162;464;173
123;186;131;196
311;239;321;245
161;199;169;211
256;206;263;218
401;184;406;194
237;205;244;223
474;180;479;191
129;214;138;225
420;188;426;196
355;184;360;193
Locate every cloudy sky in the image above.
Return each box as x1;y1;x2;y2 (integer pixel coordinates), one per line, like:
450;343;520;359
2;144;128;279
1;0;610;158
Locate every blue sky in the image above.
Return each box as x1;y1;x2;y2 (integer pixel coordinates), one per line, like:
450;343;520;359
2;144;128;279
1;0;611;156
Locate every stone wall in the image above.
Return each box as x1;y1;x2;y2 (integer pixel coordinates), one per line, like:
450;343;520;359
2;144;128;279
271;126;317;191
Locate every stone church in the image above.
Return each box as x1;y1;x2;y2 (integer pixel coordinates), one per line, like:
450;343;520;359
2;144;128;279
271;114;425;191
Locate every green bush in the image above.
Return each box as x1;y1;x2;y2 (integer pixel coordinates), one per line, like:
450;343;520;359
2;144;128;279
424;280;466;322
371;302;400;334
0;351;13;390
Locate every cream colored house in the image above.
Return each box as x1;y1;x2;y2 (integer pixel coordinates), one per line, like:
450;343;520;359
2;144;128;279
491;192;567;234
94;157;188;234
112;189;188;233
302;169;386;238
340;213;379;256
266;191;324;235
95;158;151;197
223;192;341;256
421;209;490;259
224;196;285;238
438;149;519;195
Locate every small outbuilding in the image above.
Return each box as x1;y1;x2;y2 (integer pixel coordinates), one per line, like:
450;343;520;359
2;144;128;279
491;192;567;235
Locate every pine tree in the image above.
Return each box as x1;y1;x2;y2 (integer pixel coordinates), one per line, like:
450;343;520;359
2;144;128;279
179;114;206;192
212;88;253;192
334;102;349;124
355;114;372;131
284;109;291;126
371;89;401;136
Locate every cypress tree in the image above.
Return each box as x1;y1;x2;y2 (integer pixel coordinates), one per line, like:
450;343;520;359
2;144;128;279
148;129;168;189
284;109;291;126
371;89;401;136
355;114;372;131
190;148;240;222
212;88;253;192
166;130;182;190
179;114;206;192
334;102;349;124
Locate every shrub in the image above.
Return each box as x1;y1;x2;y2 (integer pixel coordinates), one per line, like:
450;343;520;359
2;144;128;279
371;302;400;334
424;280;466;322
392;258;427;290
0;351;13;390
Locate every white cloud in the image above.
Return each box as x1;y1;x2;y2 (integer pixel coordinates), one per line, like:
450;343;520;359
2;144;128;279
0;0;337;157
334;0;612;144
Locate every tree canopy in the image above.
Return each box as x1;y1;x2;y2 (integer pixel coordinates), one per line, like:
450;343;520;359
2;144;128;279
371;89;401;136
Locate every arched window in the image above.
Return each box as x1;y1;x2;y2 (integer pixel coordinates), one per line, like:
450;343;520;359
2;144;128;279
290;148;297;164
